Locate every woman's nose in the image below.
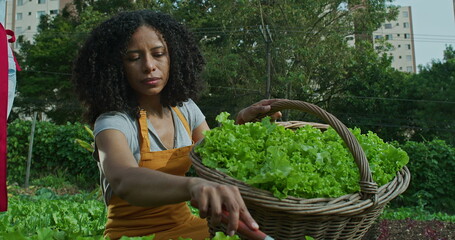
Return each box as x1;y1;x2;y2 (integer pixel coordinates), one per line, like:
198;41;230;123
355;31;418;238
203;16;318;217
143;57;157;72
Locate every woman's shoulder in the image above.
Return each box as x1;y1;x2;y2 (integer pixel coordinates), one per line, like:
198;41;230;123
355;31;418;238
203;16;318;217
176;99;205;129
180;98;200;109
177;99;201;116
94;111;137;137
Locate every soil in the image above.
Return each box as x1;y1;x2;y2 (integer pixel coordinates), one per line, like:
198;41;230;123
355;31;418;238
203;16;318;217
363;219;455;240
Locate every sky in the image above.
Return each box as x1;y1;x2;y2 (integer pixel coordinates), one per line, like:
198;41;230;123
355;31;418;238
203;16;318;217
392;0;455;67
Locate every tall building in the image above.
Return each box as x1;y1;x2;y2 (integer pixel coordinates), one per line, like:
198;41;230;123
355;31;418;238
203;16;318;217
3;0;71;49
372;6;416;73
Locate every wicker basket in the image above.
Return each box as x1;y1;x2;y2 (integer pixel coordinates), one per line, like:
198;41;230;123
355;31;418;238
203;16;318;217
190;100;410;240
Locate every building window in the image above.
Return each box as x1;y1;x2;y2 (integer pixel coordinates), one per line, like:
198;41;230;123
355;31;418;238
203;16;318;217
396;23;400;26
404;33;411;39
27;26;31;30
28;12;32;16
374;35;383;40
399;67;403;70
406;55;412;61
406;66;413;72
17;0;24;6
50;9;58;14
403;22;410;28
398;44;401;48
38;0;46;4
397;34;401;37
36;11;46;18
399;56;402;59
16;13;23;21
407;44;411;50
403;11;408;17
384;23;392;29
385;34;393;40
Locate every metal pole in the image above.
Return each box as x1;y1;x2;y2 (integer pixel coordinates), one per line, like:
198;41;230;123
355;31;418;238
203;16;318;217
260;25;272;99
24;111;37;188
266;38;271;99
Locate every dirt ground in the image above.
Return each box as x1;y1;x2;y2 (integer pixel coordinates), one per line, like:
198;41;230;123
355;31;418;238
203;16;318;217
363;219;455;240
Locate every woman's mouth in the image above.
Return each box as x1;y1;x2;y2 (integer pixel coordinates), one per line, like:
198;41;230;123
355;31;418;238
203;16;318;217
142;77;160;85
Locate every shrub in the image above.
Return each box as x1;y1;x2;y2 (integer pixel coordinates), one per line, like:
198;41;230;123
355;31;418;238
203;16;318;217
7;120;97;190
391;139;455;214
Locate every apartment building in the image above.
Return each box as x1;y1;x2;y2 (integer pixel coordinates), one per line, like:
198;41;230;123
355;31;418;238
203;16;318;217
373;6;416;73
3;0;71;49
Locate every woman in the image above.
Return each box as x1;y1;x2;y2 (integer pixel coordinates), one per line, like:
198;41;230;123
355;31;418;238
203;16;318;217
72;10;280;240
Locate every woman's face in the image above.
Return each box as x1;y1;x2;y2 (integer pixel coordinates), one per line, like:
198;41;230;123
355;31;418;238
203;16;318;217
123;26;170;101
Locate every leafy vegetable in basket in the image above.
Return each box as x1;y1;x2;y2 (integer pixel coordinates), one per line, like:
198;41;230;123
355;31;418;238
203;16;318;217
195;112;409;199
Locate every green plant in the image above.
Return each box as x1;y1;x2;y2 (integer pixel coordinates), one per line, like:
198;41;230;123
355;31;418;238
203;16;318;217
0;193;105;238
31;170;73;189
381;206;455;222
391;140;455;214
75;125;95;152
7;120;98;190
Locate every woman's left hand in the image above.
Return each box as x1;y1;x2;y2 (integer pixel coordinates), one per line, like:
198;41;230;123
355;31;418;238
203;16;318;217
235;99;283;125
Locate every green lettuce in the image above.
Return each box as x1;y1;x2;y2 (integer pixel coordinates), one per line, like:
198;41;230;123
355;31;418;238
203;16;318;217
195;112;409;199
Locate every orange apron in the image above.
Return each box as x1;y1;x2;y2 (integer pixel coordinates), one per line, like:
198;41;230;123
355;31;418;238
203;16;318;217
104;108;210;240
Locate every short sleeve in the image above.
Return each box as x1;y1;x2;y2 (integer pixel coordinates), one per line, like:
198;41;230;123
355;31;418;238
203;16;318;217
95;112;131;137
180;99;206;131
93;111;141;161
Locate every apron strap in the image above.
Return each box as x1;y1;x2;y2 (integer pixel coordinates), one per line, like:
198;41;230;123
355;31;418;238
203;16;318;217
171;106;191;139
138;110;150;153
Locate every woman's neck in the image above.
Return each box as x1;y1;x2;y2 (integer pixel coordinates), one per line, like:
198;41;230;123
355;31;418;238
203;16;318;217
138;95;166;117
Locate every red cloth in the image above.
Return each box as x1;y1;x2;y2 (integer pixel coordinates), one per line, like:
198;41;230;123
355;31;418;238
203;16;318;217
0;23;8;212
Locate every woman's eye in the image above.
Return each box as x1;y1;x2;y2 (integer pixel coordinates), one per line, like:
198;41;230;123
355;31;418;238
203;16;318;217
127;56;140;61
153;52;165;57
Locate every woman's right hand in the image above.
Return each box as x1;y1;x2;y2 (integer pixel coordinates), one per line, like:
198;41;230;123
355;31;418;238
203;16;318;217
188;178;259;236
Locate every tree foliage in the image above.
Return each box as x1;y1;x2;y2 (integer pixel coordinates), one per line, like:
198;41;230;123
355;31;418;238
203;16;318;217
404;45;455;144
13;7;108;123
394;139;455;214
10;0;454;145
173;0;398;125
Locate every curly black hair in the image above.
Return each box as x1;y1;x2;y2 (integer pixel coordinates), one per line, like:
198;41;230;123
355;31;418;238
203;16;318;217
72;10;205;125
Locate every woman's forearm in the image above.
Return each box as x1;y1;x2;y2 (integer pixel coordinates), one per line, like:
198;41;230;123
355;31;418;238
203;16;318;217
111;166;196;207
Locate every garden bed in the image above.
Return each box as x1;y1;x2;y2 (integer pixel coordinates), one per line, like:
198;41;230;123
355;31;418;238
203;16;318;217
363;219;455;240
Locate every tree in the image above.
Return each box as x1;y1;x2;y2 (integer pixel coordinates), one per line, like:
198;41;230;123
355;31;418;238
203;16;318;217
172;0;398;125
327;45;455;145
14;13;83;123
327;40;413;142
405;45;455;145
12;0;399;125
12;4;128;123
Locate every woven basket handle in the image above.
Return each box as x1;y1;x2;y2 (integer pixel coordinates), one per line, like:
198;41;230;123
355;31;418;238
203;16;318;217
261;99;378;201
